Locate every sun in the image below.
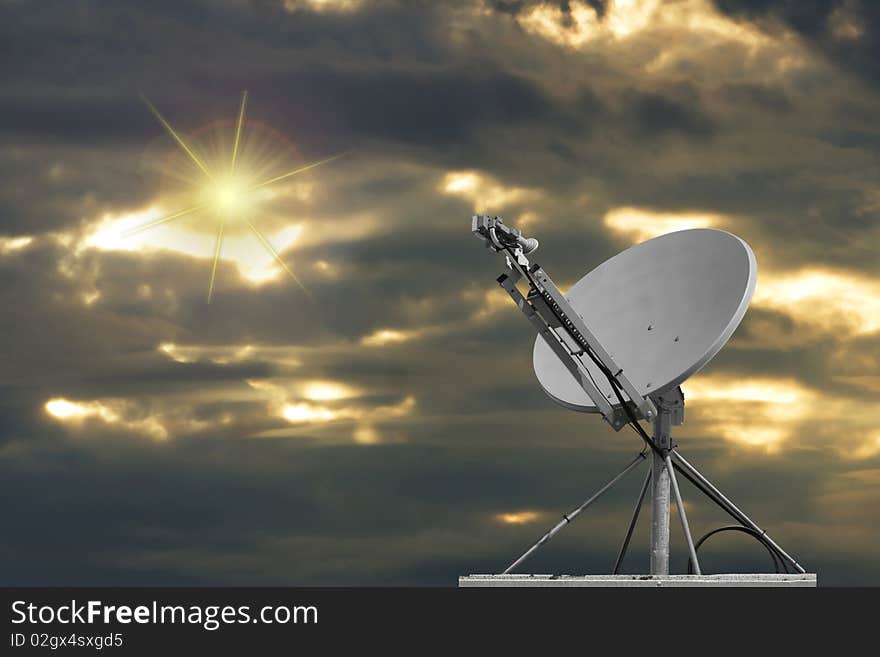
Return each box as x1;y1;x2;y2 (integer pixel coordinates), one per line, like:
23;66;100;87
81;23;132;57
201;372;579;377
203;175;250;218
129;91;346;302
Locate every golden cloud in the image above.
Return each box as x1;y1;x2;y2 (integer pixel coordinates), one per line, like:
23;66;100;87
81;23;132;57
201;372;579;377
603;206;723;242
0;235;33;255
440;170;543;220
507;0;811;100
360;328;421;347
514;0;721;46
79;206;303;286
302;380;360;401
684;376;814;452
516;1;603;49
43;396;223;441
752;267;880;336
158;342;301;367
246;377;415;444
495;510;543;525
283;0;363;13
684;374;880;460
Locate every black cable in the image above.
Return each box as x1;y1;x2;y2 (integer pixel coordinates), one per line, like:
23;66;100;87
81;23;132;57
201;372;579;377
670;460;791;573
686;525;783;575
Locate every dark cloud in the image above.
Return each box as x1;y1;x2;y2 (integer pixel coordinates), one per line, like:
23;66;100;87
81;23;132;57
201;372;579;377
624;89;717;139
0;0;878;586
267;67;557;148
713;0;880;85
0;97;156;143
717;82;794;113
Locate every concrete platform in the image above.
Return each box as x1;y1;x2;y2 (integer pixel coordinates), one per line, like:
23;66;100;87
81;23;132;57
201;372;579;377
459;574;817;587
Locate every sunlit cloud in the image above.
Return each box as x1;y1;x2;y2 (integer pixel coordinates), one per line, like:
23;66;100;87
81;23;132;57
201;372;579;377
606;0;662;39
832;376;880;394
360;328;420;347
45;398;97;420
510;0;805;85
495;510;542;525
687;378;806;405
684;376;815;451
460;287;524;322
353;425;379;445
516;1;601;49
357;289;550;347
45;397;170;440
440;170;542;216
848;433;880;461
250;377;363;405
753;268;880;336
246;377;415;443
829;3;865;41
375;395;415;419
283;0;364;13
345;396;416;444
278;395;417;441
313;259;338;278
160;342;249;364
684;374;880;460
515;0;760;50
159;342;193;363
281;402;338;423
603;206;721;242
79;207;303;286
0;235;33;255
302;380;360;401
158;342;301;367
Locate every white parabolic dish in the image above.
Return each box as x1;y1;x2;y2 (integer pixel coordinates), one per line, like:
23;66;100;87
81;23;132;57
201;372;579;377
533;228;757;413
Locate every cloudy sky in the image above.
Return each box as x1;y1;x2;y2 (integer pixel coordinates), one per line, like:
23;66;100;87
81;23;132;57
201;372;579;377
1;0;878;585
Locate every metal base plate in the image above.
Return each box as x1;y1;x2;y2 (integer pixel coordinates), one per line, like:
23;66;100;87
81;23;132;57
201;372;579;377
459;574;817;587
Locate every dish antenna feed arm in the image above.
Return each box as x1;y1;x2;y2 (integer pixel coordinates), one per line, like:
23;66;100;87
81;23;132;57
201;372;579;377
472;215;657;430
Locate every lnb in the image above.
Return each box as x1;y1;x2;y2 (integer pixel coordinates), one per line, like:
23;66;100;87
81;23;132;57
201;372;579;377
472;215;539;254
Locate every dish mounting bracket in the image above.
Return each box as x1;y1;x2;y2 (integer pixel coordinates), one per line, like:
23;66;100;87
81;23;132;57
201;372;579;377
473;215;657;429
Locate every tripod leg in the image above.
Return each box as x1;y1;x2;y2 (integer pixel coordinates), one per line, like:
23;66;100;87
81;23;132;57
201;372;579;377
666;454;700;575
502;452;647;574
612;467;652;574
670;450;806;574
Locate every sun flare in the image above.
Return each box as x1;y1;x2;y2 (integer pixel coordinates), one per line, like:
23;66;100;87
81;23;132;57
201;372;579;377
132;91;346;301
204;176;250;217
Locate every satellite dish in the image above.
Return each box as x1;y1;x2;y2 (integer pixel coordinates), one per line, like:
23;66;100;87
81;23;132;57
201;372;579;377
464;216;813;586
533;229;756;413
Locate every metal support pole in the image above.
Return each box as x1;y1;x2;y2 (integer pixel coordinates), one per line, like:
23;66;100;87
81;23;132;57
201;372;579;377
612;467;651;574
502;452;647;574
666;455;700;574
649;410;672;575
670;450;806;574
